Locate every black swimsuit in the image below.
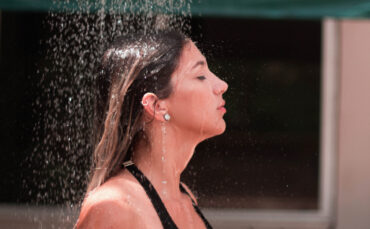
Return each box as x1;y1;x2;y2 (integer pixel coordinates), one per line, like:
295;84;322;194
124;162;213;229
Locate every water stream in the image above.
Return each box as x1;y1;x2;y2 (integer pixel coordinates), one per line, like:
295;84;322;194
26;0;192;226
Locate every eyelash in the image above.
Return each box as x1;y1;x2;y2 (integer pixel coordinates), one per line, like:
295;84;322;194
196;76;206;80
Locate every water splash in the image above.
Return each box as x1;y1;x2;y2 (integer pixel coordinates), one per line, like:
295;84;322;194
24;0;192;225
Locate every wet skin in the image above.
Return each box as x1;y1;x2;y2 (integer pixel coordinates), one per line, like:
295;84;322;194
76;41;228;229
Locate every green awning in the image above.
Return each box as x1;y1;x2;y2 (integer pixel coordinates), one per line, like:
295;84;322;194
1;0;370;19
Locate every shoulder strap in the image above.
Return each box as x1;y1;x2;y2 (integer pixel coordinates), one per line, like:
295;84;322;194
125;164;178;229
179;184;213;229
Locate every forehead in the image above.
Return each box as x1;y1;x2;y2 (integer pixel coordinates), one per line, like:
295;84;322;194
176;41;206;73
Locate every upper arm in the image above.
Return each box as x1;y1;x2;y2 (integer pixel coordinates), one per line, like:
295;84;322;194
180;182;198;205
75;200;141;229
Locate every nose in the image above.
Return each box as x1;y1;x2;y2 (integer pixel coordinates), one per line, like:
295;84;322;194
214;77;228;95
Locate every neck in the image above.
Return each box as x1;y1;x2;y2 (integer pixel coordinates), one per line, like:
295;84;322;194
132;121;201;200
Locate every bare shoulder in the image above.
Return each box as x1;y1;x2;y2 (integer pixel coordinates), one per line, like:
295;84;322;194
75;197;133;229
180;182;198;205
75;176;145;229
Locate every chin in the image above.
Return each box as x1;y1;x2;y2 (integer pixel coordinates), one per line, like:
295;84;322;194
206;120;226;138
216;122;227;135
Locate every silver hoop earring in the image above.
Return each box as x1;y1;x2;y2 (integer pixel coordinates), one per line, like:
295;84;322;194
141;100;149;106
163;113;171;121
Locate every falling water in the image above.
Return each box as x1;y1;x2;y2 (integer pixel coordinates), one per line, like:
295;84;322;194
161;122;168;197
25;0;192;226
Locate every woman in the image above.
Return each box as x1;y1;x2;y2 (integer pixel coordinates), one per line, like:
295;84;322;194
76;30;228;229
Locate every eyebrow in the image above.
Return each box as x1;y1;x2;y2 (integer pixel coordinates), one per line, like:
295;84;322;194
191;60;205;70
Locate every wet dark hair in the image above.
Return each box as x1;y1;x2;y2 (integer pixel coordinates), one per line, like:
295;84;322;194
87;30;189;192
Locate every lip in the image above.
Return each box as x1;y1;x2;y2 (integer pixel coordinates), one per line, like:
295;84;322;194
217;101;226;113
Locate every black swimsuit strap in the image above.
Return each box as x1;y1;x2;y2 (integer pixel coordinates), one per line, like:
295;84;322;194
179;184;213;229
125;163;178;229
125;163;213;229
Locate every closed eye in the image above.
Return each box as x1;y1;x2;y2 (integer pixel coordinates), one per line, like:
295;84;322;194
196;76;206;80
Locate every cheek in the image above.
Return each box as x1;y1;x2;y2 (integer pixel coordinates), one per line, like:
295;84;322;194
170;84;211;122
175;90;205;116
185;83;212;109
170;83;224;135
184;88;226;135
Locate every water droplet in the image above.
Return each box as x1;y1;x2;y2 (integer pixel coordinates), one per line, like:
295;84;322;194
26;0;192;221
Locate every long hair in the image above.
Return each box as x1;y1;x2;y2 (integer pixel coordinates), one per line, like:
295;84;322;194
87;31;189;192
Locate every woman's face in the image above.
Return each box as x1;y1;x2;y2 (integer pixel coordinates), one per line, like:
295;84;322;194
165;41;228;139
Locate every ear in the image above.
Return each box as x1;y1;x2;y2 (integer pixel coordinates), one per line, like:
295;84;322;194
141;92;169;122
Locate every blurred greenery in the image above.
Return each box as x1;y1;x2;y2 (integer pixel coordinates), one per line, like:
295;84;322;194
1;0;370;19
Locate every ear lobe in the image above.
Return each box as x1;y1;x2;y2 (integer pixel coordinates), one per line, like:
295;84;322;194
141;93;168;121
154;100;169;121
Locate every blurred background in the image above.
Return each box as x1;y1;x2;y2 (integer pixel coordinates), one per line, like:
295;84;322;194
0;0;369;228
